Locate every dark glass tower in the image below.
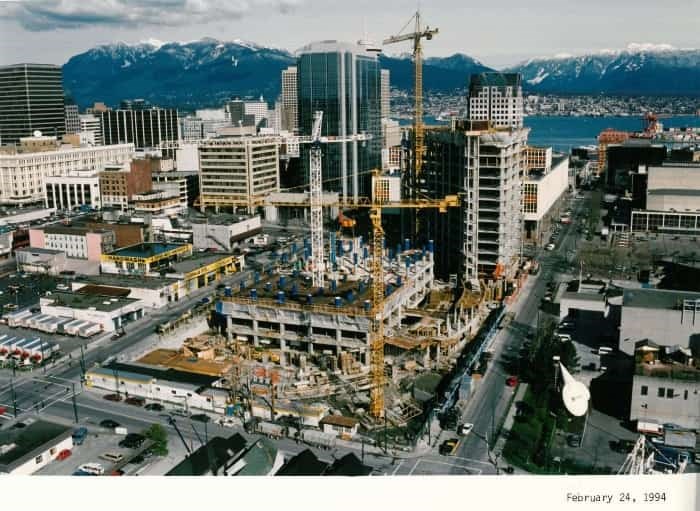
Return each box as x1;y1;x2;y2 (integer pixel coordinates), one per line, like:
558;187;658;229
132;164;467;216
297;41;381;199
0;64;65;144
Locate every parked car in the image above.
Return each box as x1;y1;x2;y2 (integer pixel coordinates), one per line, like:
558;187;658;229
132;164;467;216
99;419;120;429
505;376;519;387
72;427;88;446
458;423;474;436
119;433;146;449
99;452;124;463
103;394;123;402
439;438;460;456
215;417;237;428
78;463;104;475
190;413;211;423
144;403;164;412
545;243;556;251
56;449;72;461
125;397;145;407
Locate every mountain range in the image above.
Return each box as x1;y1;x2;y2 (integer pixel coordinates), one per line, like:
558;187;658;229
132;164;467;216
62;39;700;110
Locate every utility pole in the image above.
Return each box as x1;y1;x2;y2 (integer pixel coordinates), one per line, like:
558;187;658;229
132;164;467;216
79;344;86;386
10;377;18;418
71;383;79;423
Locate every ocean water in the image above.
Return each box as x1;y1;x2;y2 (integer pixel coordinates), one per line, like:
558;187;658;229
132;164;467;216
405;115;700;153
525;115;700;152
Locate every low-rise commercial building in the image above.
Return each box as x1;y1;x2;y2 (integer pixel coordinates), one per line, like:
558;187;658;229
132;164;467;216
99;158;153;211
132;190;183;216
72;274;185;308
44;169;101;211
29;225;114;261
40;291;143;332
522;150;569;245
101;242;192;275
0;418;73;475
0;135;133;205
619;288;700;356
15;247;66;275
191;215;262;251
630;342;700;430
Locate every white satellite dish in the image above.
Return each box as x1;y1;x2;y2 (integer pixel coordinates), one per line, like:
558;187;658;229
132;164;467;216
560;362;590;417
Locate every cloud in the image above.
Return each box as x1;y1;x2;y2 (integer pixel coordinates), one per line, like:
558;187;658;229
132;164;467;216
1;0;303;31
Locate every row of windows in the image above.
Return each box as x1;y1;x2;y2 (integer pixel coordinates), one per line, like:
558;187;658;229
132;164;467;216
640;385;690;400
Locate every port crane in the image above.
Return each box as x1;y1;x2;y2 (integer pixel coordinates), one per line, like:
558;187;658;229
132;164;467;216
383;10;438;180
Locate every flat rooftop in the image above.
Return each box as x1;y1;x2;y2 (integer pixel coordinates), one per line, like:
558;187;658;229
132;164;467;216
170;252;235;274
15;247;63;255
107;242;188;259
0;418;72;471
623;288;700;310
105;361;219;387
76;273;179;290
45;291;139;312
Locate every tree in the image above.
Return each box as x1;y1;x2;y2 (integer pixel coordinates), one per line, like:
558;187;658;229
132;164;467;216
144;423;169;456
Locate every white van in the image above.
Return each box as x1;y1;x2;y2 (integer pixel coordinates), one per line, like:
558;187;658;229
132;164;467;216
79;462;105;475
598;346;613;355
557;333;572;342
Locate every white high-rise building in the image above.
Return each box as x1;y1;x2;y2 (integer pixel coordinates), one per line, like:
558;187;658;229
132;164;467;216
281;66;298;133
468;73;524;129
244;97;268;128
79;114;102;145
380;69;390;119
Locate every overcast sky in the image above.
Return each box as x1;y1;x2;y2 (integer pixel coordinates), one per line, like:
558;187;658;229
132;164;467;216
0;0;698;67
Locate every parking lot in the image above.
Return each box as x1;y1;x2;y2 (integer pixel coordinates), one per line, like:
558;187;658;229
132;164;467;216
0;272;60;315
36;424;156;476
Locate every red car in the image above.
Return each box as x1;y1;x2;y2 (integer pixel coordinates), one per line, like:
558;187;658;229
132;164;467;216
56;449;72;461
506;376;519;387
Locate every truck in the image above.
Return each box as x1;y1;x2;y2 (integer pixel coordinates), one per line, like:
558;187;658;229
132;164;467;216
663;430;696;450
254;421;284;439
72;427;88;446
300;429;337;450
637;420;663;436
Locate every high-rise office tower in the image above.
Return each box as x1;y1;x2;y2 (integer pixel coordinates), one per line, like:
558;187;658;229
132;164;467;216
281;66;298;133
65;103;80;135
0;64;66;144
297;40;381;200
468;72;523;129
100;108;178;149
380;69;391;119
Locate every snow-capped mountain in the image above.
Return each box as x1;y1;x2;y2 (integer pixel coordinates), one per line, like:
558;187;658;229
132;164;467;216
62;39;493;109
508;44;700;95
63;38;296;110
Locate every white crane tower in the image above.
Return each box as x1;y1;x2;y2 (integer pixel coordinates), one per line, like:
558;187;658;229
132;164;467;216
295;111;370;288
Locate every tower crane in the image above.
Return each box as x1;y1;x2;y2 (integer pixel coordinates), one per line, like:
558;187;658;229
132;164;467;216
383;11;438;180
267;173;460;418
292;111;371;289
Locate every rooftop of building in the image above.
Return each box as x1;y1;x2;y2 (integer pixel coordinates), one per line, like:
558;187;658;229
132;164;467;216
104;361;219;388
107;242;189;259
15;247;63;256
189;212;258;225
469;72;522;90
44;291;139;312
75;273;179;290
166;434;247;476
0;417;72;471
324;453;372;476
42;225;93;236
276;449;329;476
169;252;236;274
623;288;700;310
297;40;379;57
635;360;700;381
228;437;279;476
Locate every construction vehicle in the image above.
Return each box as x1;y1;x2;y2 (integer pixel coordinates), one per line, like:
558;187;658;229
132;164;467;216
300;429;336;450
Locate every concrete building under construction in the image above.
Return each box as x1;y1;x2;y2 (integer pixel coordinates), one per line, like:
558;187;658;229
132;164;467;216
210;236;475;422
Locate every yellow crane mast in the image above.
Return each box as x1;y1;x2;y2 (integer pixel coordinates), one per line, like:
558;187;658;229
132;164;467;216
383;10;438;178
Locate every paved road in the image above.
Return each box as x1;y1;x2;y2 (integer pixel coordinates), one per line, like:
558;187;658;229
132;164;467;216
448;193;586;473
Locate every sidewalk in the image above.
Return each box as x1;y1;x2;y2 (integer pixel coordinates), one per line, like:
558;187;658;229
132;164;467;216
493;382;528;458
